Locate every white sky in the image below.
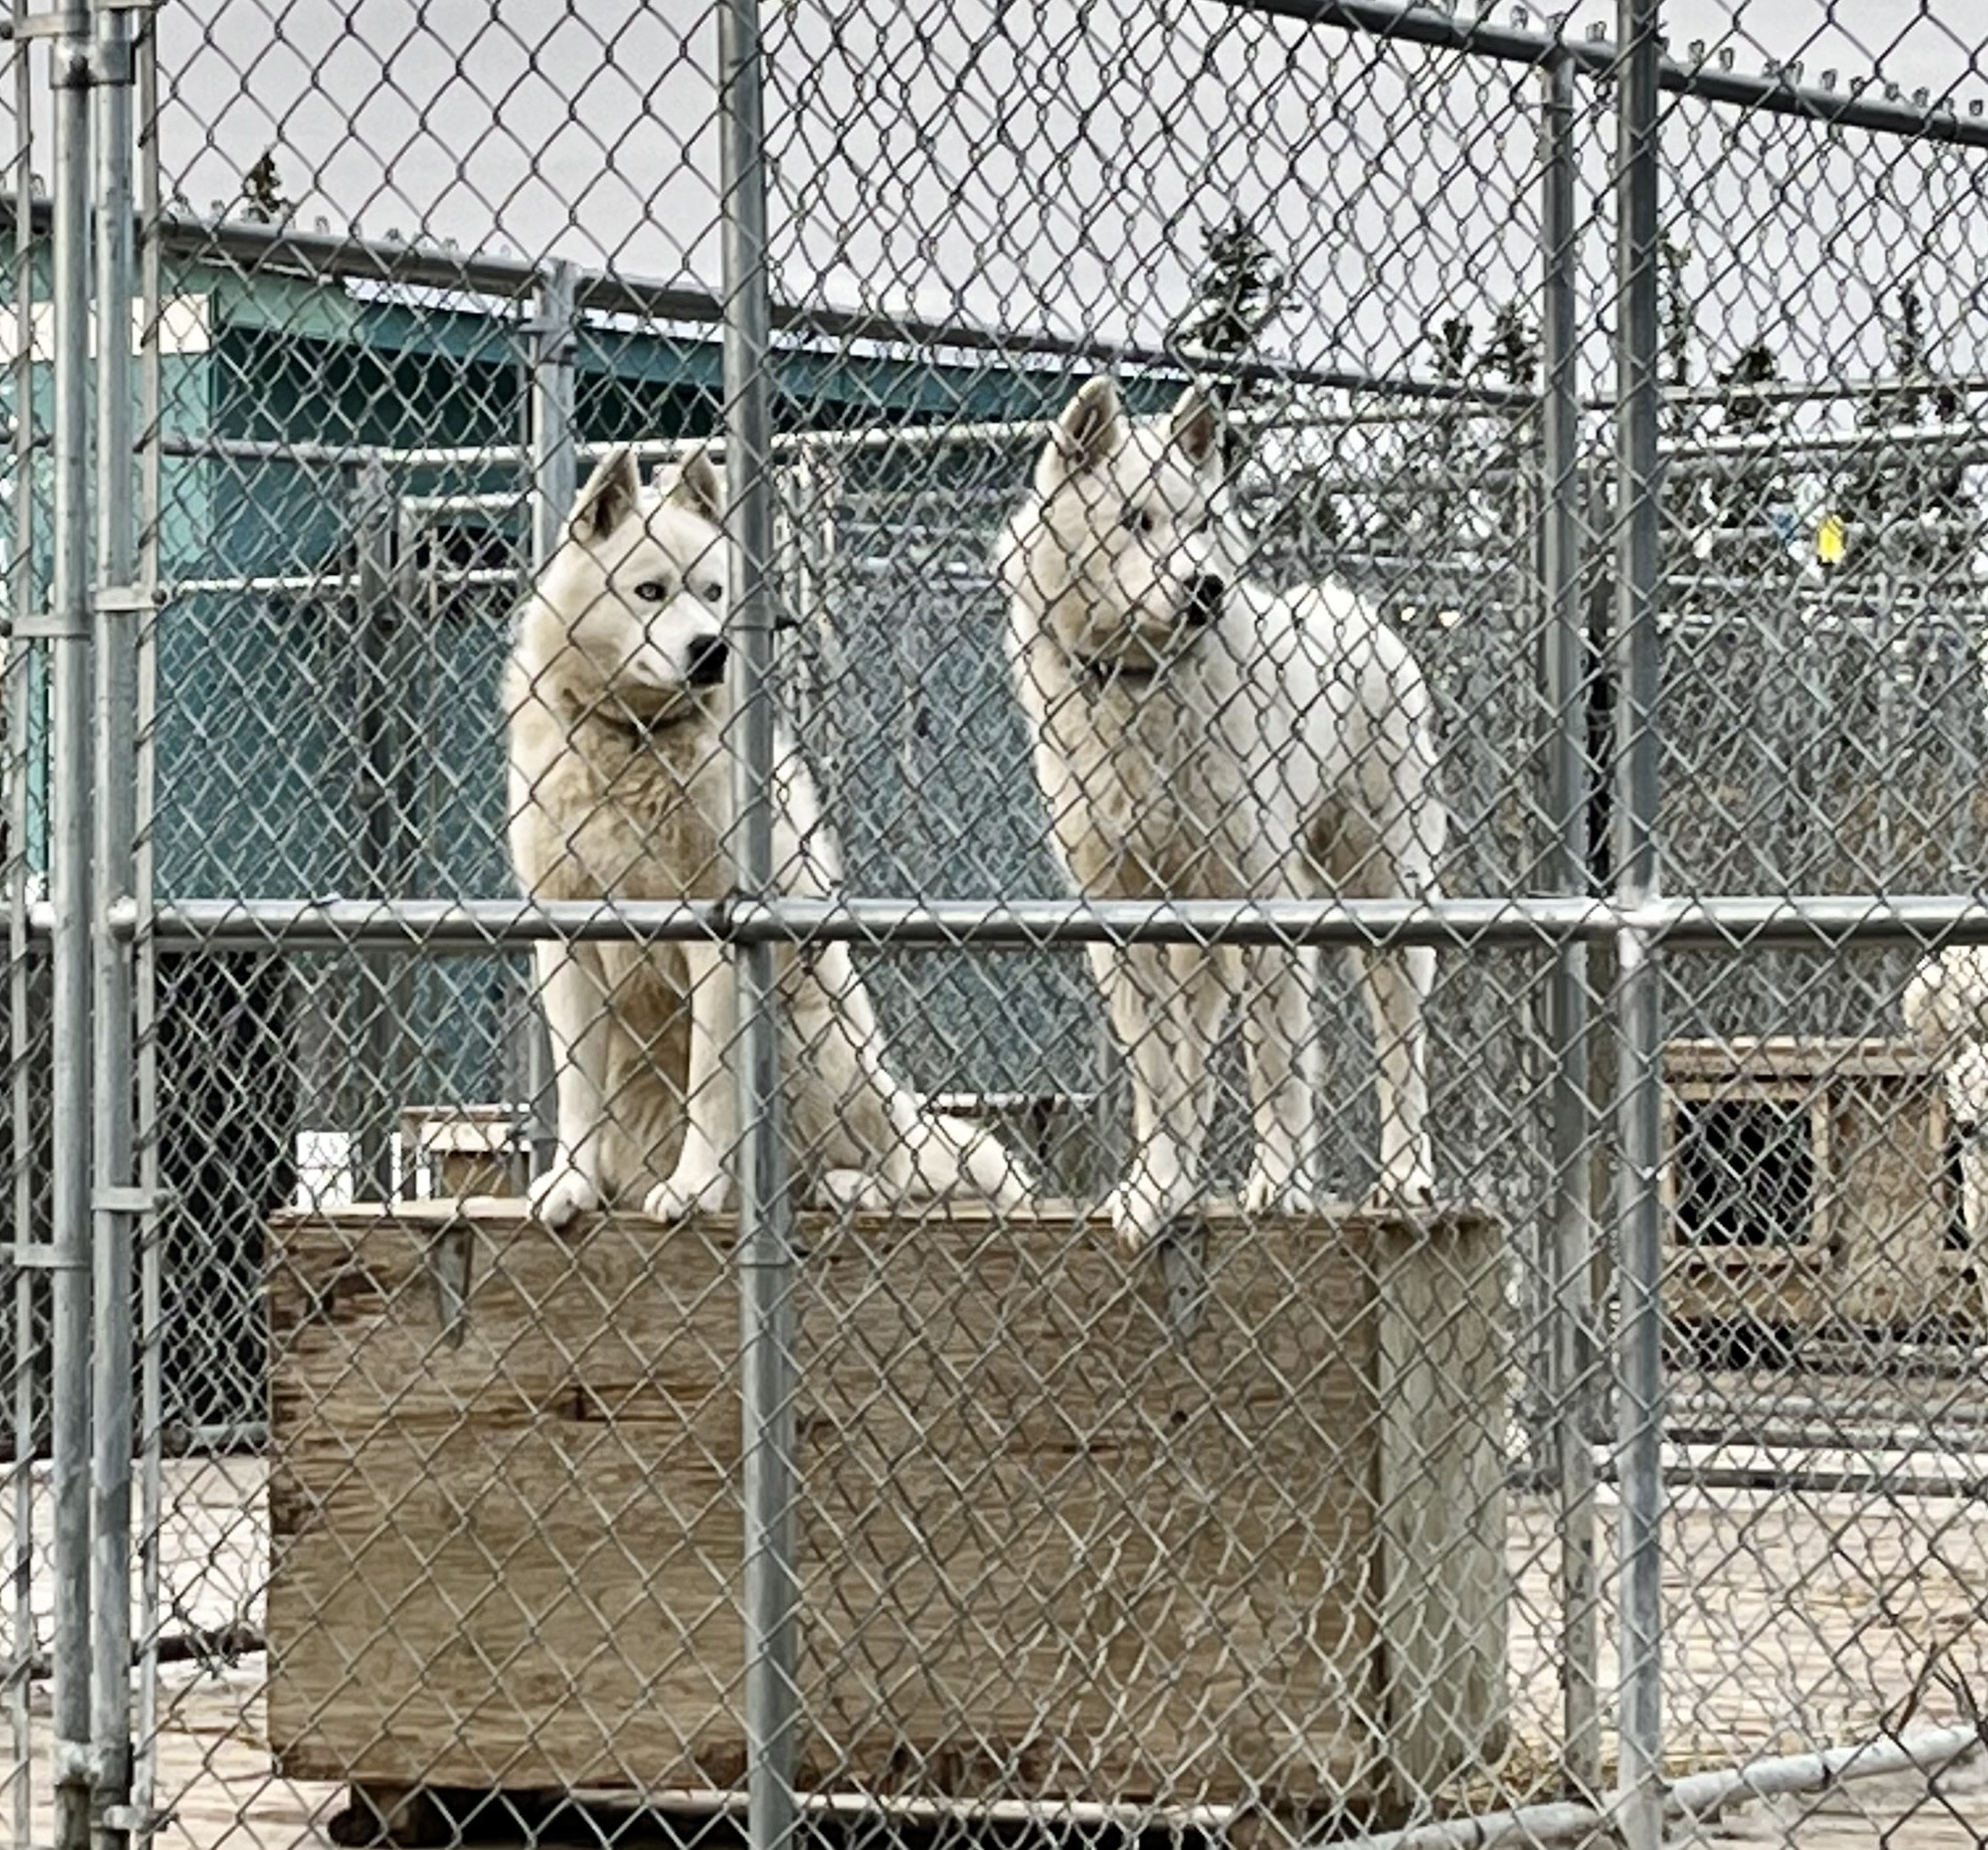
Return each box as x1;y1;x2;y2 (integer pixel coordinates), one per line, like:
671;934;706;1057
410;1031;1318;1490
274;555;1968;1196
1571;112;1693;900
8;0;1987;387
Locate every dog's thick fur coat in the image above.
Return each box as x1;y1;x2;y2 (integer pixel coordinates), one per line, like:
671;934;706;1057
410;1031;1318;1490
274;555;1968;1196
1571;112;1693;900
999;378;1448;1251
505;445;1031;1226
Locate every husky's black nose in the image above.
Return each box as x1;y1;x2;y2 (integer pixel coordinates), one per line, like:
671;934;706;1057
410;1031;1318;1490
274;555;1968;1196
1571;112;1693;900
686;634;730;688
1183;574;1226;627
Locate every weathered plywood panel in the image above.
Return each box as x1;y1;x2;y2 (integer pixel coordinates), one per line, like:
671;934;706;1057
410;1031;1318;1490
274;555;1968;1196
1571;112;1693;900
267;1203;1507;1811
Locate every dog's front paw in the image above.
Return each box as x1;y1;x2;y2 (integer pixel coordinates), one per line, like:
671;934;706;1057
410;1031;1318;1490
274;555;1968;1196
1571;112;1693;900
644;1169;734;1221
1364;1165;1437;1215
528;1164;599;1230
1240;1168;1319;1219
1105;1174;1201;1257
817;1166;891;1212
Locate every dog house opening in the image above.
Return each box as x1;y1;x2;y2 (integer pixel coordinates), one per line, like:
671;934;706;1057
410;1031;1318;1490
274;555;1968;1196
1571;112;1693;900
1672;1098;1817;1246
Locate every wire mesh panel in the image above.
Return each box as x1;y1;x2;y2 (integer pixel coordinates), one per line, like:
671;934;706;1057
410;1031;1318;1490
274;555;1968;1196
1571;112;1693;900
1;3;1988;1850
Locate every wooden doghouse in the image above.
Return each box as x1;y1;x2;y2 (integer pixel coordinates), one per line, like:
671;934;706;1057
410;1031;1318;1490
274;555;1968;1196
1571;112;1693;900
266;1202;1509;1831
1662;1036;1978;1335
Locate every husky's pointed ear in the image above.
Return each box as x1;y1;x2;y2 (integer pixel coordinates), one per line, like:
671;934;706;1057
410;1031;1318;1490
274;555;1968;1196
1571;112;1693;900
655;446;725;526
571;445;642;541
1037;375;1125;492
1169;383;1223;473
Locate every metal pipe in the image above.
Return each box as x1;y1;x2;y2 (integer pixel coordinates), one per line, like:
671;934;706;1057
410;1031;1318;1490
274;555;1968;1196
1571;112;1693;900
5;8;37;1846
128;895;1623;949
1309;1721;1983;1850
88;0;141;1841
45;14;98;1850
1666;1723;1984;1817
37;890;1988;950
1538;47;1599;1799
718;4;801;1849
348;460;398;1204
1223;0;1988;148
523;262;576;1185
0;194;1532;408
1612;1;1666;1846
130;14;163;1835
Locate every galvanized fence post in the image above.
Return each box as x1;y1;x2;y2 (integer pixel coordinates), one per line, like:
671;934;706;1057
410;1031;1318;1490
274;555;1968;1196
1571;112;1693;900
1613;3;1667;1848
7;8;42;1846
45;7;99;1848
1540;43;1601;1798
88;0;144;1842
719;0;802;1844
349;456;399;1204
130;13;165;1831
524;260;577;1183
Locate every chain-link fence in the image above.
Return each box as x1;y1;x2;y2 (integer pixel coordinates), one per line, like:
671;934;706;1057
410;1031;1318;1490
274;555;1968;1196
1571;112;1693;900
4;4;1988;1850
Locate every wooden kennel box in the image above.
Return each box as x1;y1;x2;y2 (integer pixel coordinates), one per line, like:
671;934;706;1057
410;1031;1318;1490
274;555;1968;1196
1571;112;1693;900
1662;1036;1977;1333
266;1202;1509;1820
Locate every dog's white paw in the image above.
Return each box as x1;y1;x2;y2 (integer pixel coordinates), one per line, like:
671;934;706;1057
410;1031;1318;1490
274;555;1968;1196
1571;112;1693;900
817;1167;891;1212
528;1165;599;1230
644;1169;734;1221
1105;1175;1201;1257
1240;1168;1319;1219
1364;1166;1437;1215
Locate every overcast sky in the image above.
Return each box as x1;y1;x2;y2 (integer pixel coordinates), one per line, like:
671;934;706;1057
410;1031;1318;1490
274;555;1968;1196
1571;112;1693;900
8;0;1986;388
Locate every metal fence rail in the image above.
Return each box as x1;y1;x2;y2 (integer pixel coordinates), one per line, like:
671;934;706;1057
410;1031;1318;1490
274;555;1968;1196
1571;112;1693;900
5;4;1988;1850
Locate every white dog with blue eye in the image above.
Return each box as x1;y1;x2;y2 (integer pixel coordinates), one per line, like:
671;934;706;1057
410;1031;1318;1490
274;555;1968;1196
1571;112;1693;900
998;378;1448;1253
505;443;1033;1227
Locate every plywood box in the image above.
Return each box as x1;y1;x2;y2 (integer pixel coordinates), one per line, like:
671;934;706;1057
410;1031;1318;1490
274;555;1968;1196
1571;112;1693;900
266;1202;1508;1817
1662;1037;1976;1331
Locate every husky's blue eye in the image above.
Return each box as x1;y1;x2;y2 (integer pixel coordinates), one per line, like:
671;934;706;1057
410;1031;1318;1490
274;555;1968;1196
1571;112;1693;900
632;580;668;603
1120;504;1154;535
697;580;722;604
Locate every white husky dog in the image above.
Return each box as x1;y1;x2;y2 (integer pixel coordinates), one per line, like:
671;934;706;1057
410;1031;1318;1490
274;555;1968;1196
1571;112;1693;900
999;377;1448;1253
505;444;1031;1227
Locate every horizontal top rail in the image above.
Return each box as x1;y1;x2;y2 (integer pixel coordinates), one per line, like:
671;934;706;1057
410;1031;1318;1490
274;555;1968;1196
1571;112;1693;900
0;196;1529;408
20;893;1988;950
1224;0;1988;148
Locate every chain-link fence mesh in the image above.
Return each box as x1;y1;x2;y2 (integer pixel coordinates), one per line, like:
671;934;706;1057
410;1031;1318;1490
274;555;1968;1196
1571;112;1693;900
3;4;1988;1849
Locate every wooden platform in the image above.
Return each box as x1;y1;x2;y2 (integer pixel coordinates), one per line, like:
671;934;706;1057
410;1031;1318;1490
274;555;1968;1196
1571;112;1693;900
264;1200;1510;1816
6;1454;1988;1848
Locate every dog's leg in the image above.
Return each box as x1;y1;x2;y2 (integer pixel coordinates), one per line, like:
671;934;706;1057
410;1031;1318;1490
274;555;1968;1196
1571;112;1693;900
526;941;615;1229
1092;943;1226;1255
645;940;738;1220
1359;941;1436;1208
1343;729;1445;1212
1241;943;1320;1216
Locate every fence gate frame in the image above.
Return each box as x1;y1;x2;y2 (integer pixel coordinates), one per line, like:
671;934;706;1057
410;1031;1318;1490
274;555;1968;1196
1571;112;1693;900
9;2;1988;1849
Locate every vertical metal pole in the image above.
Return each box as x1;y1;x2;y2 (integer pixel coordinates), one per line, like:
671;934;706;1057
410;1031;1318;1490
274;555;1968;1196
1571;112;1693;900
349;458;397;1202
1540;47;1601;1798
48;12;99;1850
131;16;164;1832
719;3;801;1847
1614;4;1667;1850
90;0;141;1841
524;262;576;1181
7;11;41;1849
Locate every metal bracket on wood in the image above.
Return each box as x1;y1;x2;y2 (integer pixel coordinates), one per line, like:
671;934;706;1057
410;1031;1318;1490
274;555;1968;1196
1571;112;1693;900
428;1216;474;1347
1159;1216;1210;1344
